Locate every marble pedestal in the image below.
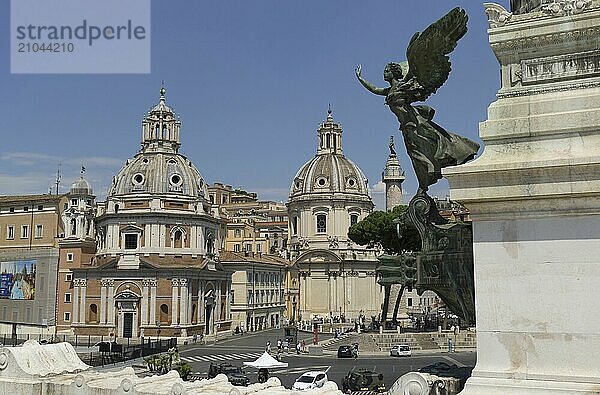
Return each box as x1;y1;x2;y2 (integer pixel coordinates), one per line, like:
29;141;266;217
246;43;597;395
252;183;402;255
444;3;600;394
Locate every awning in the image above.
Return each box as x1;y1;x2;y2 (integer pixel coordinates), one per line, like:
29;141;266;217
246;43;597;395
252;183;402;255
243;352;288;369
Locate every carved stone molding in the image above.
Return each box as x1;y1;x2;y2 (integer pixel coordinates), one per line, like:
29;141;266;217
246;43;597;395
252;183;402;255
171;278;180;287
491;26;600;54
542;0;592;16
179;278;188;287
499;79;600;98
484;3;513;28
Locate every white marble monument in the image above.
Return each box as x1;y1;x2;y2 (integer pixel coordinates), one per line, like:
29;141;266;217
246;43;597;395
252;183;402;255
444;1;600;393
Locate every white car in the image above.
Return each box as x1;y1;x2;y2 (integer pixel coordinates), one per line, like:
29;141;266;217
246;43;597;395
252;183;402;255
292;371;328;390
390;344;412;357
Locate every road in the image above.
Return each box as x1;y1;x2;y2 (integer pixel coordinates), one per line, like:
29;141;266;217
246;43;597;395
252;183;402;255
179;328;476;390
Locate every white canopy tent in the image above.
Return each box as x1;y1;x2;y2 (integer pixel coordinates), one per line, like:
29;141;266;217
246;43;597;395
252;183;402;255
243;352;288;369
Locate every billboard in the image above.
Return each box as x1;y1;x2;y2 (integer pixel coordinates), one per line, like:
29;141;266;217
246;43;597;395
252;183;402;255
0;260;36;300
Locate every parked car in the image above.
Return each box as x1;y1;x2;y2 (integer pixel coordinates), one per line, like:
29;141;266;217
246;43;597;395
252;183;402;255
337;345;354;358
390;344;412;357
208;363;250;386
342;369;386;393
292;371;328;390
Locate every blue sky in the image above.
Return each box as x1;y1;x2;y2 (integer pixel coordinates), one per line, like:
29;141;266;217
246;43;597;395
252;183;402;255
0;1;508;208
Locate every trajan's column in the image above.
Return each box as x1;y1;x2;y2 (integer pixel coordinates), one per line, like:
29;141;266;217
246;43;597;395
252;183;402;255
445;1;600;393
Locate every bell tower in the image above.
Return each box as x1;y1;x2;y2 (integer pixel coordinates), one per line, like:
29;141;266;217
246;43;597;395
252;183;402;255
316;106;343;155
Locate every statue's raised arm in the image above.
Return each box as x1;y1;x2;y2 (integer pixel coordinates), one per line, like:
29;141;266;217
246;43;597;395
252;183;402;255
356;7;479;193
355;65;389;96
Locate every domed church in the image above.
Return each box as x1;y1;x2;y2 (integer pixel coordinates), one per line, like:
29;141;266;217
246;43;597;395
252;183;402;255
71;88;232;339
288;109;383;323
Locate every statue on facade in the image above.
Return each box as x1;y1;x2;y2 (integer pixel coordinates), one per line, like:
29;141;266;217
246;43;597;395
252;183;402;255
356;7;479;193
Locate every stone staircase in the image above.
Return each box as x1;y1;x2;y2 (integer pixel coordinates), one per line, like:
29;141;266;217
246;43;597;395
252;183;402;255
428;331;477;350
370;331;477;352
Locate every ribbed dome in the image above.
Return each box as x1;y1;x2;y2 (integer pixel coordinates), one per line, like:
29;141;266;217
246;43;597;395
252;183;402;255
290;154;370;197
70;177;94;196
108;152;208;198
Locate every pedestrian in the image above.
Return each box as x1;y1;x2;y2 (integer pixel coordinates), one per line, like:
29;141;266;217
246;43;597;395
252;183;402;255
277;338;282;351
193;334;197;344
296;341;301;355
301;339;306;353
266;340;271;353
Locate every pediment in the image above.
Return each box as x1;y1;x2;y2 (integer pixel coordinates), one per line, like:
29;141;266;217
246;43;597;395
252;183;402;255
295;249;342;264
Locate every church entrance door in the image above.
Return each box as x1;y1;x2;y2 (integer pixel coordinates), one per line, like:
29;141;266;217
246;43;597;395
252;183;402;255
123;313;133;338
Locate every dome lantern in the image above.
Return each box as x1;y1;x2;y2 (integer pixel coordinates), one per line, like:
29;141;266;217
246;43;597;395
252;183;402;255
316;107;343;155
141;85;182;153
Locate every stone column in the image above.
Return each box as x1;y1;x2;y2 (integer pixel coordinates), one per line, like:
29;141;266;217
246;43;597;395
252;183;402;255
149;279;157;325
171;279;179;325
107;279;115;326
141;280;149;325
215;281;222;323
444;5;600;394
198;281;205;324
179;279;188;325
72;279;80;324
187;286;193;325
79;279;87;324
100;280;107;325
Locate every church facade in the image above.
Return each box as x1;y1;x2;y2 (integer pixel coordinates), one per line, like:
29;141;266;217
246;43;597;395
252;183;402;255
287;110;383;323
71;89;232;339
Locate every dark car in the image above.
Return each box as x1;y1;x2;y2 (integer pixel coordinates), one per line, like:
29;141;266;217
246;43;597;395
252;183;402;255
342;370;386;393
208;363;250;386
337;345;354;358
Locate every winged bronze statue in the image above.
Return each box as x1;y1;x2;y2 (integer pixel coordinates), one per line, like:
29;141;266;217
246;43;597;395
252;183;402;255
356;7;479;193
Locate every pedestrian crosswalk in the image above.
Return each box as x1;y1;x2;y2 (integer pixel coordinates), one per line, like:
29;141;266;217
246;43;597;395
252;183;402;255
181;352;263;363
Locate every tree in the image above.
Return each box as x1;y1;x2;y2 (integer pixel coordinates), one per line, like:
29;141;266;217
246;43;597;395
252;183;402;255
348;205;420;254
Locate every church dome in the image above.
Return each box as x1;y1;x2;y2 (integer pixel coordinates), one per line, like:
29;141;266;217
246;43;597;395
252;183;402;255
289;110;370;199
108;152;208;198
107;87;209;199
70;176;94;196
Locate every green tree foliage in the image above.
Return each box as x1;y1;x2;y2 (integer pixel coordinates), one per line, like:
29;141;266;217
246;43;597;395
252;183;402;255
348;205;420;254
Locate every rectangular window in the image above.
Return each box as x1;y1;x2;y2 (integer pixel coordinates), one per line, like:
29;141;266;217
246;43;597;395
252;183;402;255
23;206;28;212
292;217;298;235
64;312;71;321
65;273;72;281
6;226;14;240
316;214;326;233
407;298;412;307
9;207;14;213
256;243;261;252
37;205;43;211
124;234;138;250
247;291;252;304
66;253;74;262
64;293;71;303
35;224;43;238
234;244;241;252
71;199;77;206
350;214;359;226
244;244;252;252
21;225;28;239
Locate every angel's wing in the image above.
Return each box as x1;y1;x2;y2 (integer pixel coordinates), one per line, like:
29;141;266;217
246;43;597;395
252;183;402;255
404;7;468;99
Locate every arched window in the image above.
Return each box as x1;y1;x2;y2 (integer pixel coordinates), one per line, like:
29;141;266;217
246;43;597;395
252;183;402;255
292;217;298;235
71;219;77;236
350;214;359;226
160;304;169;324
174;230;183;248
114;204;119;214
89;304;98;323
